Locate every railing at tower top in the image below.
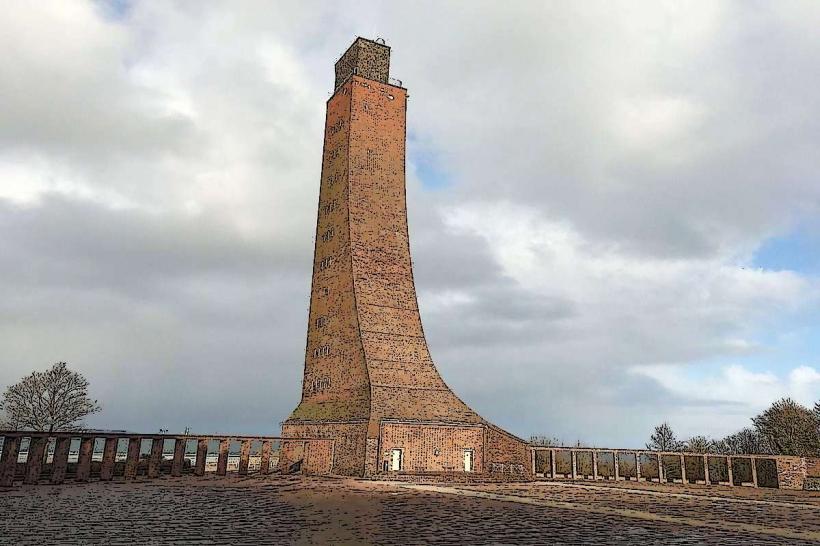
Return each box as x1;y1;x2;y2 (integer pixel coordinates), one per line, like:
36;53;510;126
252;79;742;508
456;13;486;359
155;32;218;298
530;446;819;490
0;431;334;487
334;67;404;91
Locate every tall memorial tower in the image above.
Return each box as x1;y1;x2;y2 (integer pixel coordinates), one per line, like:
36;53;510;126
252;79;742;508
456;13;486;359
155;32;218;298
283;38;529;477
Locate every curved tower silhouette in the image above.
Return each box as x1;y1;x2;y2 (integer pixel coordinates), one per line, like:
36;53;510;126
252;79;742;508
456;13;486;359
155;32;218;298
283;38;529;477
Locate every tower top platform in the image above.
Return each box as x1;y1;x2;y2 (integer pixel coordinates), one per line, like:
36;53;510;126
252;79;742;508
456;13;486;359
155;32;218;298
334;37;390;89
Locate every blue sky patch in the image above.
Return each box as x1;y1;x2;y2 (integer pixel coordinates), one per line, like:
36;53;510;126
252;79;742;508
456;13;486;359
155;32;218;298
753;224;820;274
95;0;133;22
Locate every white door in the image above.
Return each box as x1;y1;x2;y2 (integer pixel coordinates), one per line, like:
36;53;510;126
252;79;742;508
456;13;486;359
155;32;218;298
463;449;473;472
390;449;402;471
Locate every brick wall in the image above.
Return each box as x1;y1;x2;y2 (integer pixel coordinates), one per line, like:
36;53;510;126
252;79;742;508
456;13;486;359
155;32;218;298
379;422;484;473
486;425;532;479
303;439;335;475
347;76;485;429
286;78;372;424
281;421;367;477
775;456;807;490
805;457;820;478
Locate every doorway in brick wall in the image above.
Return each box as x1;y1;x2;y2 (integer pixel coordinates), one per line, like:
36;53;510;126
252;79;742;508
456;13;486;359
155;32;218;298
463;449;474;472
390;449;403;471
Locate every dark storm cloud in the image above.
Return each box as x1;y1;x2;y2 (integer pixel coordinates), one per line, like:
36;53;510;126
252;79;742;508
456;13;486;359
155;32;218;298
0;194;311;434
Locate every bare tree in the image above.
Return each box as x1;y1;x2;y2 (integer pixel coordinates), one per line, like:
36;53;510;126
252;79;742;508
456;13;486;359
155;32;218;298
714;428;772;455
0;362;101;432
529;435;562;447
646;422;681;451
0;410;17;429
683;435;715;453
752;398;820;457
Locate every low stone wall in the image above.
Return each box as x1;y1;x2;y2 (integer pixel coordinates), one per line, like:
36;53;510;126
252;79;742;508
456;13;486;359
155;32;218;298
485;425;532;480
531;446;816;491
371;470;530;484
0;431;334;487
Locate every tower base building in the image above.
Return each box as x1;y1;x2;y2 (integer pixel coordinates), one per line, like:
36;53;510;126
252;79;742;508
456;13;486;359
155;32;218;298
283;38;530;478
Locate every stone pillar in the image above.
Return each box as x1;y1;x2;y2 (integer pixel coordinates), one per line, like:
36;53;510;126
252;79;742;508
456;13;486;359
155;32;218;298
171;438;186;477
750;457;758;488
592;451;599;480
613;451;620;481
24;436;47;485
50;437;71;485
550;449;557;479
99;437;118;481
0;435;21;487
635;453;642;481
147;438;163;478
124;437;140;480
75;437;94;482
727;456;734;486
194;438;208;476
530;448;536;477
657;453;664;482
570;450;577;480
260;441;272;475
680;454;687;484
702;456;709;484
238;440;251;475
217;439;229;476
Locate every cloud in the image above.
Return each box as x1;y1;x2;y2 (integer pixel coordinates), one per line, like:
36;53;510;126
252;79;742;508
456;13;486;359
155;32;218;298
630;363;820;439
1;1;819;446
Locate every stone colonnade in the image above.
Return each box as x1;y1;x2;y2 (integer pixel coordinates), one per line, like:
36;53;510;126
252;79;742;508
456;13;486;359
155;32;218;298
0;431;334;486
532;447;812;490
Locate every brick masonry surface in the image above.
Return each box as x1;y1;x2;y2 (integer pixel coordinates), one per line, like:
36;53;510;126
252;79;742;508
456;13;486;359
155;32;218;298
283;39;530;477
776;456;808;490
334;37;390;89
3;476;820;545
379;422;484;473
806;458;820;477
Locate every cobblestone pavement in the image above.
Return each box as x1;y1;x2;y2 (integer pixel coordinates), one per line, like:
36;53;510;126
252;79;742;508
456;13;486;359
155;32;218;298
2;476;820;545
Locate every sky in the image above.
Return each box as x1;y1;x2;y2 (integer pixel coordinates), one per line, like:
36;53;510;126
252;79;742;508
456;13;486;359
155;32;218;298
1;0;819;447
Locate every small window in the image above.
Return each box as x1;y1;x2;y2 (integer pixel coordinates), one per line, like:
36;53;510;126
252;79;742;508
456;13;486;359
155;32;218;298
321;228;335;242
326;171;341;186
319;256;333;271
322;200;337;216
327;119;345;137
327;146;342;161
310;377;331;393
319;287;330;297
315;316;326;328
312;345;331;358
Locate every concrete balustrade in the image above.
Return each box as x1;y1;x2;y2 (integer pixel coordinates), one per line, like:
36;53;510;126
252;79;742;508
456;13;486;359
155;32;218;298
0;431;334;487
530;446;815;490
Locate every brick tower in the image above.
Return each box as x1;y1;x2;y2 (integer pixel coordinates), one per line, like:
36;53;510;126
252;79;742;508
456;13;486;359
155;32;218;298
283;38;529;477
